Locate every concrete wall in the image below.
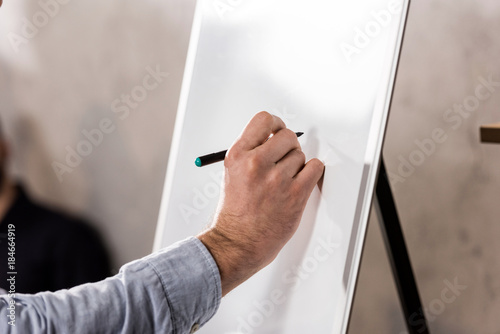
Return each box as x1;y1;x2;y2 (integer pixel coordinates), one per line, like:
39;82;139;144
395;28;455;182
1;0;499;332
351;1;500;333
0;0;197;272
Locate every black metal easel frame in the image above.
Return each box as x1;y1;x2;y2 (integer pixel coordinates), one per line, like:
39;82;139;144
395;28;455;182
374;159;430;334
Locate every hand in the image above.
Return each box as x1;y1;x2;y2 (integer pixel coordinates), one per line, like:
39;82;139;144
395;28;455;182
197;111;324;296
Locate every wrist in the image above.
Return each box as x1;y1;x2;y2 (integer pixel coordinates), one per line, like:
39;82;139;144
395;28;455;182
197;221;262;296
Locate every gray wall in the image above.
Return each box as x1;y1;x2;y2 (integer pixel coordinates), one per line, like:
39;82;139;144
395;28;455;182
0;0;499;332
0;0;197;272
351;1;500;333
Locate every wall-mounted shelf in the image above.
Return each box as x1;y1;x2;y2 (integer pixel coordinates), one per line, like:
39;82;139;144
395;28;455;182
481;123;500;144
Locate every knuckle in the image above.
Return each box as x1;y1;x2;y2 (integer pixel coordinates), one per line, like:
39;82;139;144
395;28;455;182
225;146;241;164
296;149;306;164
274;114;284;125
255;111;273;124
283;128;296;140
247;152;264;174
281;129;299;147
224;155;235;169
267;169;284;186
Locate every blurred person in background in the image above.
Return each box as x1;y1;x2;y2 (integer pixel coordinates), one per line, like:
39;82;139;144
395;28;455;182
0;119;111;293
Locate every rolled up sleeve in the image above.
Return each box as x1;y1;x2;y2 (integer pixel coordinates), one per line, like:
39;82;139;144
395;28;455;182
0;237;222;334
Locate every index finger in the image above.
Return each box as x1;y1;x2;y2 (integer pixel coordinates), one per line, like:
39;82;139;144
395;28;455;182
238;111;286;151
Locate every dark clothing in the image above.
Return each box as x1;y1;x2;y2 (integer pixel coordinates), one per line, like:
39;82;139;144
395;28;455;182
0;186;110;294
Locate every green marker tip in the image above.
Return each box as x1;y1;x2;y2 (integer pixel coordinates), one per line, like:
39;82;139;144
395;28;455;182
195;157;202;167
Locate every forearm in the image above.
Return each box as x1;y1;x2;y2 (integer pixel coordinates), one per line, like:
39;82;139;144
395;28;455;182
0;237;221;334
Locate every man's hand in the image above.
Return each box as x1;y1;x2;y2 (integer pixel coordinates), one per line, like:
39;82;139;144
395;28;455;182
197;111;324;296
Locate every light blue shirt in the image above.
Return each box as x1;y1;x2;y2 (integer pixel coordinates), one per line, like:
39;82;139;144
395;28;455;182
0;237;222;333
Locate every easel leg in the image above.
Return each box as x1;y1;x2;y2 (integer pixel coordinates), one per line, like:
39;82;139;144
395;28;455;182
375;159;430;334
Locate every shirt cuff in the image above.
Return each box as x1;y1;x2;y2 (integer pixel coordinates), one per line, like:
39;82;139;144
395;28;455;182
146;237;222;333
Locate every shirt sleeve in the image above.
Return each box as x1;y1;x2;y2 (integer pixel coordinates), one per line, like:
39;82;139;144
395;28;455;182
0;237;222;334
